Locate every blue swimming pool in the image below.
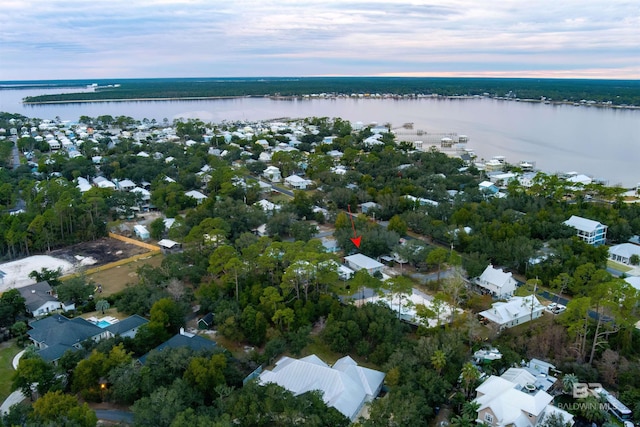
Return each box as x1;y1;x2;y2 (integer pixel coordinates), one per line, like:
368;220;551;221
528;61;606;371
96;320;111;328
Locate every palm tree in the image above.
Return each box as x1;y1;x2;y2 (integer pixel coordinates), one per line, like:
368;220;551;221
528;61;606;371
431;350;447;374
561;373;578;394
96;299;110;315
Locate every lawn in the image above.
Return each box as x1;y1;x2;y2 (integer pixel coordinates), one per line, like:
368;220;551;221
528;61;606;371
86;252;163;297
607;259;633;273
0;340;21;403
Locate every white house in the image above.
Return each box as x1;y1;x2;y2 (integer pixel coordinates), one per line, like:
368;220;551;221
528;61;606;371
564;215;607;246
475;265;518;298
259;354;385;422
76;177;92;193
93;176;116;189
185;190;207;205
263;166;282;183
116;179;136;192
609;243;640;265
284;174;312;190
343;254;384;276
474;367;573;427
254;199;280;213
479;295;545;330
18;282;70;317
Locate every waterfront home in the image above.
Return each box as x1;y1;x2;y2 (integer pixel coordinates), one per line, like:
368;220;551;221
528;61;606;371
563;215;607;246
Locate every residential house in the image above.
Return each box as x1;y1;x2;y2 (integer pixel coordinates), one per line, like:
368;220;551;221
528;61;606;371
18;281;72;317
104;314;148;339
185;190;208;205
343;254;384;276
116;179;136;192
608;243;640;265
475;265;518;298
360;202;380;214
28;314;108;364
284;174;313;190
93;176;116;189
474;367;573;427
76;177;92;193
479;181;500;196
479;295;545;330
564;215;607;246
254;199;280;214
197;313;214;330
259;354;385;422
404;195;439;207
263;166;282;183
139;328;217;364
321;237;340;253
157;239;182;254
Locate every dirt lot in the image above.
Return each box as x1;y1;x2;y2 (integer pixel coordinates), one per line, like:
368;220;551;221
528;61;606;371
87;253;163;296
48;237;151;267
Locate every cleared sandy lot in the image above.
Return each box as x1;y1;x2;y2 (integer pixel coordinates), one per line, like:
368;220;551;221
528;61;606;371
0;237;153;294
0;255;74;292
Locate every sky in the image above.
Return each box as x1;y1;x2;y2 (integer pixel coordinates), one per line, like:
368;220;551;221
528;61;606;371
1;0;639;81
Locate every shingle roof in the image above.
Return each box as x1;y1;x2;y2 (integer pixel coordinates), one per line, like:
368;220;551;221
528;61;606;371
139;332;216;364
28;314;103;347
18;281;59;313
105;314;148;336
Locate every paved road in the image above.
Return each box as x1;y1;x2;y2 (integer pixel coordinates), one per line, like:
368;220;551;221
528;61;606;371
0;391;27;415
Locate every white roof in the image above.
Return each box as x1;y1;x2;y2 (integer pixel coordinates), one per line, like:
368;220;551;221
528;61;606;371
157;239;180;248
133;225;148;233
475;375;553;427
185;190;207;200
118;179;136;188
479;295;544;326
285;174;311;184
254;199;278;211
564;215;606;232
609;243;640;259
131;187;151;198
344;254;384;270
625;276;640;291
76;177;92;192
478;265;515;290
259;354;384;421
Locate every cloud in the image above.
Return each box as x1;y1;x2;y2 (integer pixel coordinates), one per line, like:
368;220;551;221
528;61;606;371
0;0;638;80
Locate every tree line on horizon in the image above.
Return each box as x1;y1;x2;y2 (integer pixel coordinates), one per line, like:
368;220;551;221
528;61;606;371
21;77;640;106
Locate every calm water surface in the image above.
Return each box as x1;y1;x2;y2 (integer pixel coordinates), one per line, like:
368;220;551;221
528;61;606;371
1;88;638;187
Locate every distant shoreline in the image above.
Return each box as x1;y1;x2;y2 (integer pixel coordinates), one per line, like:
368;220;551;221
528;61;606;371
23;94;640;110
23;95;256;104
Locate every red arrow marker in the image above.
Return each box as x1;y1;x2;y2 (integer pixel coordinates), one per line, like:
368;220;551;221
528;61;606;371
347;205;362;249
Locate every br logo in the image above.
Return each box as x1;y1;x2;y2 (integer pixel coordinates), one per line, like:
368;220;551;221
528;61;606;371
573;382;602;398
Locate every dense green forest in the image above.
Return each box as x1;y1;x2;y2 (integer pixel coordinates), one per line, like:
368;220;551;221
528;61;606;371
19;77;640;106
